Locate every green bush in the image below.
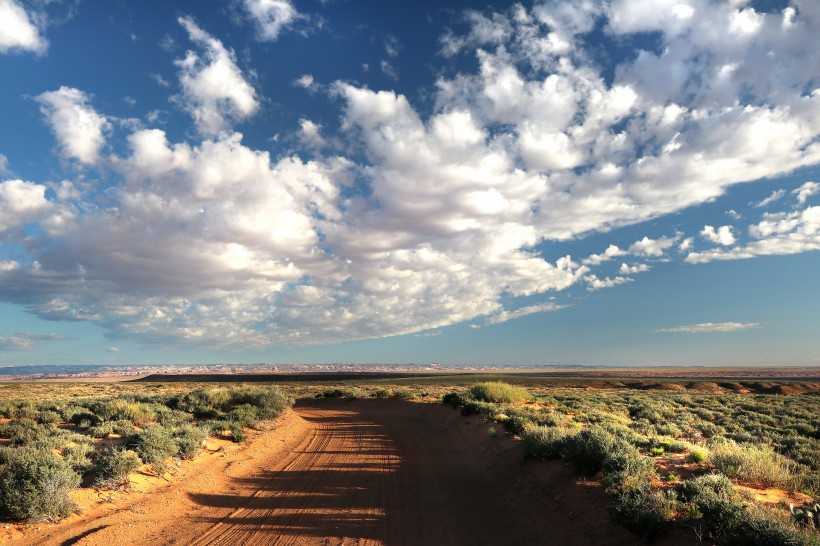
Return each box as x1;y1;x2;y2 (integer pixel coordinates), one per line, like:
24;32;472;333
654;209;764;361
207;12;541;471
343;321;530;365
610;487;677;540
0;449;80;522
128;426;178;473
709;438;796;488
521;425;574;459
173;425;208;459
469;382;531;404
93;448;142;488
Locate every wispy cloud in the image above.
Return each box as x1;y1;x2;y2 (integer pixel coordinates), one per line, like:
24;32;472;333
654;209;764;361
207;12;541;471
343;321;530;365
657;322;760;334
484;302;567;326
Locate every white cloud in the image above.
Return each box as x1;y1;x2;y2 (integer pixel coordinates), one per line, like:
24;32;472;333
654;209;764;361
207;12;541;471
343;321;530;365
2;1;820;349
0;153;9;175
0;0;47;54
298;118;326;148
700;225;736;246
242;0;301;41
619;262;650;274
755;189;785;208
726;209;741;220
175;17;258;135
657;322;761;334
585;275;632;291
0;179;54;232
793;181;819;205
583;244;625;265
687;206;820;263
293;74;318;92
484;302;567;325
36;87;109;164
628;236;677;257
380;59;398;80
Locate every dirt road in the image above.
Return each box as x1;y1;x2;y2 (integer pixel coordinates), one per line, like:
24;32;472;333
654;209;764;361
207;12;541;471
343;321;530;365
10;399;687;546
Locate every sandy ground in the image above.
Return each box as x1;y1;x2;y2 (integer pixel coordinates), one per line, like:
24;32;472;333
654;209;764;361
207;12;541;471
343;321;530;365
4;399;698;545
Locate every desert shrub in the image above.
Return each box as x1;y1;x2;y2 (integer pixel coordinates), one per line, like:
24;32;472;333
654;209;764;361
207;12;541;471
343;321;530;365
94;399;156;426
521;425;574;459
127;426;178;473
36;410;61;425
392;389;414;400
0;449;80;522
709;439;796;488
93;448;142;488
229;424;246;443
62;442;93;472
319;387;362;399
224;404;260;428
677;474;736;503
229;386;290;419
610;487;677;540
177;387;232;418
1;418;46;446
503;414;531;435
172;425;208;459
563;426;641;474
372;388;394;398
469;382;530;404
88;421;116;438
154;406;193;426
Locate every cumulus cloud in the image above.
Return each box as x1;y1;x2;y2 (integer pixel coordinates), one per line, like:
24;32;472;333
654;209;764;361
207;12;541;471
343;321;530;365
298;118;326;148
36;87;109;164
0;0;47;54
1;1;820;349
700;225;736;246
242;0;301;41
687;207;820;263
585;275;632;291
619;262;649;274
175;17;258;135
583;244;625;265
657;322;761;334
0;179;55;233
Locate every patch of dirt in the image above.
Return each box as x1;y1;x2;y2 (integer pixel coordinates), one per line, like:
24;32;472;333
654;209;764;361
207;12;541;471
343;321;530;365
3;399;699;546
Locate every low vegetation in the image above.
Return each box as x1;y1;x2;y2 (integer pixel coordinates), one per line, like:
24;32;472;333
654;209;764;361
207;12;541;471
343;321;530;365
0;385;291;523
443;382;820;545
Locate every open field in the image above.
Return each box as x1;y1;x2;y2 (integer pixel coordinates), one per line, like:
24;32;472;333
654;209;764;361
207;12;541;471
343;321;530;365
0;372;818;545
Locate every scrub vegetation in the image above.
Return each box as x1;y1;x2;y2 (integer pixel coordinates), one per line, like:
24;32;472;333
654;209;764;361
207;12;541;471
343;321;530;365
443;382;820;545
0;385;291;522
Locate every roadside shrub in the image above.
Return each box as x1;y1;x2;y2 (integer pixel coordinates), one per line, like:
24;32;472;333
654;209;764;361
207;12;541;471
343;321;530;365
521;425;573;459
372;388;394;398
469;382;531;404
229;424;246;443
229;386;290;419
224;404;260;428
172;425;208;459
0;449;80;522
319;387;362;399
128;426;178;473
94;448;142;488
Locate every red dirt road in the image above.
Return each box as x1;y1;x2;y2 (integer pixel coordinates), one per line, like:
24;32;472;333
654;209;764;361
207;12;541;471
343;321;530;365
9;399;694;545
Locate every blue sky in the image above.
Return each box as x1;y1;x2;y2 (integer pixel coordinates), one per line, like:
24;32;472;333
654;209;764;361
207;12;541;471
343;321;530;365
0;0;818;367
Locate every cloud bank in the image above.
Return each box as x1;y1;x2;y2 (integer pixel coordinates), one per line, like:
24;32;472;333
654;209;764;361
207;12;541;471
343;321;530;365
0;1;818;349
